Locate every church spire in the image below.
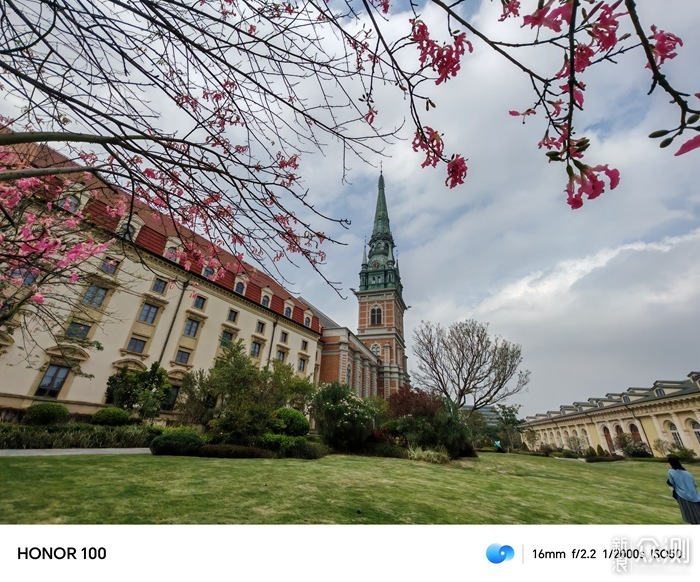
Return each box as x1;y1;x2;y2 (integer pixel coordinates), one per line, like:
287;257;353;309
359;173;402;296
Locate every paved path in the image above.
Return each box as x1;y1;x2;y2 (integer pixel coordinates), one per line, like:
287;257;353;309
0;448;151;457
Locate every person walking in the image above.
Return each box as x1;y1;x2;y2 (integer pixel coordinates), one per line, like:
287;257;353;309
667;456;700;524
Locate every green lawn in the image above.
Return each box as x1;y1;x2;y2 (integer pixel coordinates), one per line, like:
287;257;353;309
0;452;693;524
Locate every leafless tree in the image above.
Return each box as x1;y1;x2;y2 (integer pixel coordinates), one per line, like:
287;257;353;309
411;319;530;415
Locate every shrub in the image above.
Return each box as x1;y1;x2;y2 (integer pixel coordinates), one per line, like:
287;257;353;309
596;444;607;456
271;407;309;437
22;403;70;425
584;446;597;458
150;428;204;456
585;454;625;463
560;449;579;458
407;446;451;464
670;446;697;462
91;407;131;426
195;444;274;459
539;444;553;457
255;433;327;458
311;382;376;451
0;423;162;449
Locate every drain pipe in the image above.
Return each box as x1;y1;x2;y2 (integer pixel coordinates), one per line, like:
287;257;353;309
158;279;189;364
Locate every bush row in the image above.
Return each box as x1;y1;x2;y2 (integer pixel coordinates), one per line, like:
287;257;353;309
149;429;329;459
0;423;163;449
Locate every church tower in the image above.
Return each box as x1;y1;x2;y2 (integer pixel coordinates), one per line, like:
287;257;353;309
355;173;410;397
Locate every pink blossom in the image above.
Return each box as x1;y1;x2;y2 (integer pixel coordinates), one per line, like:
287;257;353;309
648;26;683;69
365;108;378;125
445;155;468;188
674;135;700;156
412;126;444;168
499;0;521;22
29;292;45;304
566;164;620;209
522;0;573;33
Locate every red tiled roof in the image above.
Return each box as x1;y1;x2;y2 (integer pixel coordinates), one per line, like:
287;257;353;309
10;139;321;334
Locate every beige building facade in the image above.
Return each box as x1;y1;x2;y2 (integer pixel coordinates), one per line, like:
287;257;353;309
523;373;700;457
1;144;406;417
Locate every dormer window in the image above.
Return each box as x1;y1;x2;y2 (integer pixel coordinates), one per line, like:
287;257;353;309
304;316;311;327
203;266;215;279
118;221;137;240
655;388;665;397
622;396;630;403
261;295;270;308
61;195;81;213
165;246;179;261
284;306;292;318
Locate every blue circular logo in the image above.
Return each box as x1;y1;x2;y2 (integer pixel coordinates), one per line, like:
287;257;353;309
486;544;515;564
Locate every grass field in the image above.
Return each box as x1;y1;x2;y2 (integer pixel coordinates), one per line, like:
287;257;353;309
0;452;695;524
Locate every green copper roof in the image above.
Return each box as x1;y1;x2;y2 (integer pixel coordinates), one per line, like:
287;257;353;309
359;173;403;296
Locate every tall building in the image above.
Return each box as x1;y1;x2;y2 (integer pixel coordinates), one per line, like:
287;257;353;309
355;173;410;397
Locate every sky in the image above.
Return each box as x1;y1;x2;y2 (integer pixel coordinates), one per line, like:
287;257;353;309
3;1;699;419
271;1;700;418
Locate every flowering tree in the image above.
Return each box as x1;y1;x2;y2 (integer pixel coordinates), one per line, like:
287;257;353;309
1;1;698;314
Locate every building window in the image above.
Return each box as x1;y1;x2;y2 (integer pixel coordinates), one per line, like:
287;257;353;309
35;364;70;398
83;285;108;308
655;388;666;397
100;257;120;275
284;306;292;318
66;322;91;339
235;281;245;294
193;295;206;310
61;195;80;213
10;268;38;285
250;341;262;358
183;318;200;337
622;395;630;403
227;309;238;323
152;278;167;294
371;343;381;357
629;424;641;442
301;340;308;351
298;358;306;373
304;316;311;327
261;295;270;308
669;423;684;448
203;266;215;279
127;336;147;354
175;349;191;365
256;321;265;334
280;331;288;343
138;303;159;324
221;330;235;347
370;306;382;326
165;246;179;260
119;223;136;240
276;350;286;362
692;421;700;445
161;387;180;412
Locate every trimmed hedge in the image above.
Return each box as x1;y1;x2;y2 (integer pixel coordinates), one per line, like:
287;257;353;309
196;444;275;459
91;407;131;426
257;433;329;459
585;454;626;463
150;429;205;456
0;423;162;449
22;403;70;426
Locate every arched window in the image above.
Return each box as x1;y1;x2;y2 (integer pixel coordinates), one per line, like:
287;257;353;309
692;420;700;445
615;425;624;436
370;306;382;326
304;316;311;327
284;306;292;318
581;429;590;446
371;343;381;357
669;423;683;448
603;427;614;453
165;246;179;260
261;295;270;308
61;195;80;213
235;281;245;294
629;424;641;442
202;267;215;279
119;223;136;240
347;364;352;386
